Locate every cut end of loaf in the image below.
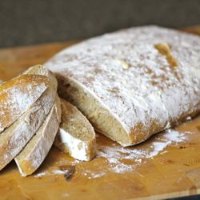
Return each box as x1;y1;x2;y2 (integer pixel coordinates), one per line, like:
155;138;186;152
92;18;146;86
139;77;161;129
55;75;136;147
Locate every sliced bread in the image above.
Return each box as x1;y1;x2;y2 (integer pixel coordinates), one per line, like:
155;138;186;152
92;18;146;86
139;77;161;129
0;65;58;170
0;74;48;133
54;99;96;161
15;97;61;176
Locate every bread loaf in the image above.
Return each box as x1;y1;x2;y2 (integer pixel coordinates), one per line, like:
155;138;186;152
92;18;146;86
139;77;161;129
46;26;200;146
54;99;96;161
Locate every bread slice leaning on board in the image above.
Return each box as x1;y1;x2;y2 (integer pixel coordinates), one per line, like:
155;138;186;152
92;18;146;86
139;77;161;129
0;65;58;171
15;97;61;176
54;98;96;161
46;26;200;147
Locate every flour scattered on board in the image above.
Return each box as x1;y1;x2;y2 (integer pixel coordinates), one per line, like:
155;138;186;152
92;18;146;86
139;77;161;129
95;129;188;176
34;170;62;177
34;171;47;177
34;129;189;179
83;170;107;179
34;168;75;178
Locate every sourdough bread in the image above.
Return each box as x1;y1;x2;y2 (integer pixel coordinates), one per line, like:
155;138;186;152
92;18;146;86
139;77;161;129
46;26;200;146
15;97;61;176
54;99;96;161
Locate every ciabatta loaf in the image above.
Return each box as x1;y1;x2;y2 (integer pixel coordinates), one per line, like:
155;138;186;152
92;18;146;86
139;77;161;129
46;26;200;146
0;65;58;170
15;97;61;176
54;99;96;161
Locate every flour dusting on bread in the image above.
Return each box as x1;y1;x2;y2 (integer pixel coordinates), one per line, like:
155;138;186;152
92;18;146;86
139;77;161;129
46;26;200;146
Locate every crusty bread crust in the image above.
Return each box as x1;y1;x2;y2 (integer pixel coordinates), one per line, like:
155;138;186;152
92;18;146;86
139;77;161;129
0;75;48;133
0;65;58;171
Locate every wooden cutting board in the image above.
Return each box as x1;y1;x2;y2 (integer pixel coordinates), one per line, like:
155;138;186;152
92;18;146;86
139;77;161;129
0;26;200;200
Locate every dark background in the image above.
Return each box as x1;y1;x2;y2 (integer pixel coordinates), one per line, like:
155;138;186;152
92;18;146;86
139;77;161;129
0;0;200;47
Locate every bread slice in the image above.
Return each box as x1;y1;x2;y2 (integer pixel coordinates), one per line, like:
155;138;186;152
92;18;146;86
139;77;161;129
54;99;96;161
57;78;130;146
46;26;200;146
0;65;58;170
0;64;56;134
0;74;48;133
15;97;61;176
0;84;57;170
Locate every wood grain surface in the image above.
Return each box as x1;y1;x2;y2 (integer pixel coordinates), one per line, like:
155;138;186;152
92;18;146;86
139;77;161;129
0;27;200;200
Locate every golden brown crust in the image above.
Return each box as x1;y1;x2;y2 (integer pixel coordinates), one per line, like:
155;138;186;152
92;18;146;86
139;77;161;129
0;74;48;133
0;65;58;173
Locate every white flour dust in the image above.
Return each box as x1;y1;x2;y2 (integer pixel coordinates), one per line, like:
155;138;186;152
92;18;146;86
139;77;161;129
34;170;64;177
34;129;189;179
82;170;107;179
96;129;188;175
34;168;73;178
